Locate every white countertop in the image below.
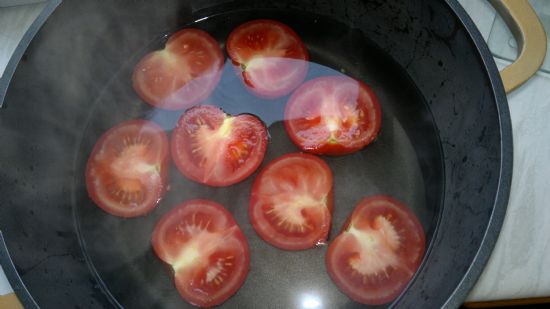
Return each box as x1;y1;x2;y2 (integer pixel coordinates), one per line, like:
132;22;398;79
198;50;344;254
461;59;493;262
1;0;550;304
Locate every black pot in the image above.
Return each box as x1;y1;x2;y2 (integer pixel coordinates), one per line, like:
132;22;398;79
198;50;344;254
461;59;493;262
0;0;543;308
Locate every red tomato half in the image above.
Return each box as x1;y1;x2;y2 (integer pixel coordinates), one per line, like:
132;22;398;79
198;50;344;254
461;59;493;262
171;105;267;187
326;196;425;305
285;75;381;156
132;28;223;110
250;153;333;250
86;120;169;217
226;19;309;98
152;199;250;307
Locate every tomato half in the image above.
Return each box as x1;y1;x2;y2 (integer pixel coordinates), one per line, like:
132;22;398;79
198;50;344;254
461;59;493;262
326;195;425;305
152;199;249;307
226;19;309;98
171;105;267;187
85;120;169;217
284;75;381;156
132;28;223;110
249;153;333;250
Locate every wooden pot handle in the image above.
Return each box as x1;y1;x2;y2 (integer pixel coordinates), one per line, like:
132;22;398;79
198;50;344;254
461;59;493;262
489;0;547;94
0;292;23;309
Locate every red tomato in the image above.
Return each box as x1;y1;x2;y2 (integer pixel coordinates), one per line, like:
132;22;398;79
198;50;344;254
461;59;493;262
226;19;309;98
86;120;169;217
132;28;223;110
326;195;425;305
152;199;249;307
171;105;267;187
284;75;381;156
249;153;333;250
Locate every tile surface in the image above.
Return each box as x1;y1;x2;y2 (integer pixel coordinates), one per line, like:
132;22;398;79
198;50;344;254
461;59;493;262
458;0;496;40
0;2;45;78
0;267;11;295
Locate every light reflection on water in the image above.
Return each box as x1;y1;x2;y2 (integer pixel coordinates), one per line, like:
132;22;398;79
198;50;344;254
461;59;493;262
300;293;322;308
146;58;347;131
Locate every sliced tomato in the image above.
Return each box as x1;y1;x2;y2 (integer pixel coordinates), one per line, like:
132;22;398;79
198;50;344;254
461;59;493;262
85;120;169;217
226;19;309;98
326;195;425;305
285;75;381;156
152;199;249;307
132;28;223;110
249;153;333;250
171;105;267;187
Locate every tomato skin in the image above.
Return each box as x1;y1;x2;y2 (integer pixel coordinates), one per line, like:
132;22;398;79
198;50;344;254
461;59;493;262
249;153;333;250
132;28;223;110
226;19;309;98
171;105;268;187
85;120;169;218
152;199;250;307
326;195;425;305
284;75;382;156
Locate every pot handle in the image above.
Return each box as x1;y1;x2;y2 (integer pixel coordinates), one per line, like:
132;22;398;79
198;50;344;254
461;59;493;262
489;0;547;94
0;293;23;309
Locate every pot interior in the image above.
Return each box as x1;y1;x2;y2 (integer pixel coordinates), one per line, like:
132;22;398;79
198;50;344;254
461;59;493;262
73;7;442;308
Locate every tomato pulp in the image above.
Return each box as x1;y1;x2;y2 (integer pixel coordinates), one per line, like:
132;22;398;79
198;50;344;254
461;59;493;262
285;75;381;156
227;19;309;98
326;196;425;305
250;153;333;250
85;120;169;217
152;199;250;307
132;29;223;110
171;105;268;187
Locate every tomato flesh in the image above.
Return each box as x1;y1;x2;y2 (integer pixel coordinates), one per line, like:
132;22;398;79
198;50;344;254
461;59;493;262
285;75;381;155
152;199;249;307
227;19;309;98
250;153;333;250
132;28;223;110
85;120;169;217
171;105;267;187
326;195;425;305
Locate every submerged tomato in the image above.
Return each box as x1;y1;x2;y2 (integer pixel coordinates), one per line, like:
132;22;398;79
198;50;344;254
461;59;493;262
152;199;250;307
171;105;267;187
227;19;309;98
326;196;425;305
250;153;333;250
132;28;223;110
85;120;169;217
285;75;381;155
